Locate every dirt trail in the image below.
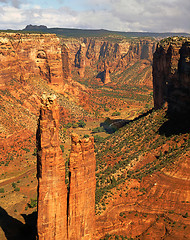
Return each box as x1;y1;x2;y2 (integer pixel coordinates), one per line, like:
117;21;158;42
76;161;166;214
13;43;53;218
0;168;36;188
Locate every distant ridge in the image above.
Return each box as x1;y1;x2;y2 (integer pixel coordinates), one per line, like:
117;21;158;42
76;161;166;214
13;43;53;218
24;24;48;30
5;24;189;38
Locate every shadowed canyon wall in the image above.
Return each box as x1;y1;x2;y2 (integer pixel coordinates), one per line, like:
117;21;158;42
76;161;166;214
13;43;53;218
62;37;157;85
153;37;190;117
36;95;96;240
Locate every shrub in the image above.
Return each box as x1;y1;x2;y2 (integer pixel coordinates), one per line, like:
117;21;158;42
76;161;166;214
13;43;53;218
22;148;30;153
66;122;72;128
60;145;64;153
77;120;86;128
91;126;104;133
183;212;188;218
14;187;20;192
12;182;16;188
33;148;37;156
0;188;4;193
83;134;89;138
94;135;104;143
119;212;124;217
72;122;78;128
28;198;37;208
112;111;121;116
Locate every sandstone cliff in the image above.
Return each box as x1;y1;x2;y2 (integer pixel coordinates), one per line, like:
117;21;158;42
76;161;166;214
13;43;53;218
61;43;72;81
36;94;67;240
62;37;157;86
36;96;96;240
75;43;86;78
0;33;67;87
153;37;190;117
68;133;96;240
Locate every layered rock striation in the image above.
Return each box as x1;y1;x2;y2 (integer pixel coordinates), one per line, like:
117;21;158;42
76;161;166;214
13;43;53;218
36;94;67;240
63;37;157;85
75;43;86;78
0;33;68;87
36;95;96;240
153;37;190;117
68;133;96;240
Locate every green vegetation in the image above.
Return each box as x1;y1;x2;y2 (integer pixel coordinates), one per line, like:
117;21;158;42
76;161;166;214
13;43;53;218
11;182;20;191
91;126;105;133
77;120;86;128
33;148;37;156
0;188;5;193
12;182;16;188
28;198;37;208
65;120;86;129
95;107;190;205
83;134;90;138
112;111;121;116
22;147;30;153
60;145;64;153
183;212;188;218
94;135;104;143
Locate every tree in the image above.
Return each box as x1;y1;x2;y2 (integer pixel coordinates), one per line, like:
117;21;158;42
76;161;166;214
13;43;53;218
77;120;86;128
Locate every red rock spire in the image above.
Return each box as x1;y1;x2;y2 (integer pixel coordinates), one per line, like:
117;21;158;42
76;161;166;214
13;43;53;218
68;133;96;240
37;94;67;240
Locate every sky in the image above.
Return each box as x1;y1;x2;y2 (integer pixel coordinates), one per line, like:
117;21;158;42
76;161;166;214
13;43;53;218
0;0;189;33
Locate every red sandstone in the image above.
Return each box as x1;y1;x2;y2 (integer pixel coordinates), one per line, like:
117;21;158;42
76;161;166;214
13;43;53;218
37;96;96;240
37;94;67;240
0;33;64;87
153;37;190;116
68;133;96;240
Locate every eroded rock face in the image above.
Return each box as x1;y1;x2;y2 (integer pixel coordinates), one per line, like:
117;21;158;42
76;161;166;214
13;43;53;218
64;38;157;85
61;44;72;81
36;94;67;240
102;62;111;84
68;133;96;240
153;37;190;117
75;43;86;78
0;33;64;87
37;97;96;240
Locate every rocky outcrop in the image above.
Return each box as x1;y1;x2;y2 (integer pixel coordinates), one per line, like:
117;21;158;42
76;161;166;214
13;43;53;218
61;44;72;81
36;96;96;240
36;94;67;240
68;133;96;240
75;43;86;78
0;33;64;87
63;37;157;85
102;62;111;84
153;37;190;117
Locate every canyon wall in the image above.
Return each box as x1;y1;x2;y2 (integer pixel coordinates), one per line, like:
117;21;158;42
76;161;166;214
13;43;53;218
153;37;190;117
36;95;96;240
0;33;69;87
0;33;156;88
36;94;67;240
68;133;96;240
62;37;157;85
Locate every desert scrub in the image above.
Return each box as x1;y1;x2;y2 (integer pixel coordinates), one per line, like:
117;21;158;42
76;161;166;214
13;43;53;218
28;198;37;208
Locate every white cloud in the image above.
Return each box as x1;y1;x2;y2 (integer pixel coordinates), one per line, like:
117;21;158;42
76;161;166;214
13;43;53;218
0;6;24;23
0;0;189;33
0;0;25;8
